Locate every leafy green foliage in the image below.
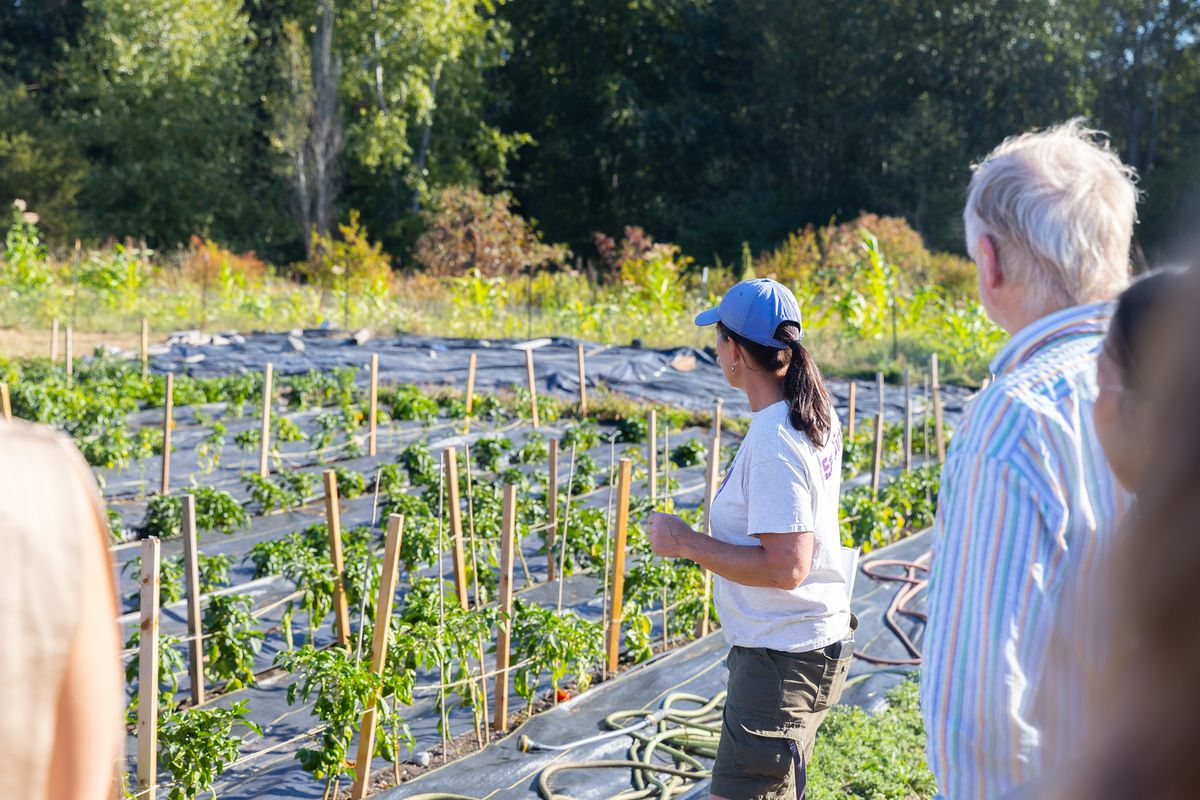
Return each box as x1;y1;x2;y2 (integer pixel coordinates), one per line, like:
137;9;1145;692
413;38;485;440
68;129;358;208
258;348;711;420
124;555;184;607
509;599;604;706
387;384;439;423
202;593;263;689
472;436;511;472
196;422;226;474
242;471;317;513
276;645;382;781
509;431;548;465
142;488;249;539
615;415;648;443
197;552;232;593
808;679;936;799
332;465;366;499
157;701;262;800
569;453;600;495
670;437;707;468
123;631;186;719
840;465;941;552
398;441;438;487
561;421;602;451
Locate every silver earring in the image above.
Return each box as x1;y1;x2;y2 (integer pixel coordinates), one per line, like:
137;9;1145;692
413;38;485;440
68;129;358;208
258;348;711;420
731;361;737;374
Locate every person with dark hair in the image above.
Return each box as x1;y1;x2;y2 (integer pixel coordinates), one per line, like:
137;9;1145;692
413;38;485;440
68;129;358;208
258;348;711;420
1093;269;1189;490
646;278;852;800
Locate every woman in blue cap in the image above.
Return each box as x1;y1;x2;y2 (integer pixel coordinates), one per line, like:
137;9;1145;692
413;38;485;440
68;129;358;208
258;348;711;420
647;278;852;800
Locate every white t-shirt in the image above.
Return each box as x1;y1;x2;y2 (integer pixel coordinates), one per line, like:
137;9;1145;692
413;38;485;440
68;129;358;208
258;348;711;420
709;399;850;653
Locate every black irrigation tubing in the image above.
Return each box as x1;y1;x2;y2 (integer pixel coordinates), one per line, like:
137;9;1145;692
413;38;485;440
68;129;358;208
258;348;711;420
853;554;930;667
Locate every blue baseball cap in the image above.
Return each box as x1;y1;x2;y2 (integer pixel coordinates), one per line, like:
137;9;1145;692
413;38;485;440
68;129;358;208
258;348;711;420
694;278;803;349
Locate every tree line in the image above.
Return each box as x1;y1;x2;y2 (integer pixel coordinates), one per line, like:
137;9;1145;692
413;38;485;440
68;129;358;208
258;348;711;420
1;0;1197;267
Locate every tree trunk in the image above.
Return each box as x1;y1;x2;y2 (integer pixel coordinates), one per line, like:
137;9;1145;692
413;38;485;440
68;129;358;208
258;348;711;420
310;0;342;247
410;64;442;214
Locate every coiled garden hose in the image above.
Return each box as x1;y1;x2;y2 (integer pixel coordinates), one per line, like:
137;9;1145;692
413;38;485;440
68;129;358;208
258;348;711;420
533;691;726;800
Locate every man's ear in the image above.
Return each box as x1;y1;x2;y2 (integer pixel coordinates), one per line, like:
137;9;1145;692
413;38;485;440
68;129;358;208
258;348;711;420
976;234;1003;292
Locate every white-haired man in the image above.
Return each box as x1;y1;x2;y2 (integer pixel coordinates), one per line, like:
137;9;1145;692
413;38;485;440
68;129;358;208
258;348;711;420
921;119;1137;797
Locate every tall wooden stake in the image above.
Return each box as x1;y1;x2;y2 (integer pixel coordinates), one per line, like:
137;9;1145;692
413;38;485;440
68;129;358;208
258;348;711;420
0;383;10;422
847;380;857;440
160;373;174;494
64;327;74;385
546;439;559;582
258;362;273;478
871;372;885;496
464;353;477;434
932;354;946;464
524;349;539;428
444;448;469;610
180;494;205;707
647;409;658;506
368;353;379;457
351;514;404;799
141;318;150;380
323;470;352;648
698;408;722;638
903;368;913;472
493;484;518;731
576;343;588;416
136;538;161;800
606;458;633;672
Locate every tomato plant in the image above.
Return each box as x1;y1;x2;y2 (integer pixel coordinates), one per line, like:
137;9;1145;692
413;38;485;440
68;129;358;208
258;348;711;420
196;422;226;474
398;441;438;487
670;437;707;467
561;421;601;451
615;415;648;443
509;599;603;707
202;593;263;688
123;631;186;720
276;645;382;790
156;700;262;800
331;465;365;499
472;436;511;472
198;552;232;593
509;431;548;465
387;384;439;423
124;555;184;606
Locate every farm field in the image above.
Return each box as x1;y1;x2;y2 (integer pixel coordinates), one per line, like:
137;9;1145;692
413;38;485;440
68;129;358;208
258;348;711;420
0;332;950;800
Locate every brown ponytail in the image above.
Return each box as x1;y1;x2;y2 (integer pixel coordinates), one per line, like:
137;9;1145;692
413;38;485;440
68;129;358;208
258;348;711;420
717;321;833;447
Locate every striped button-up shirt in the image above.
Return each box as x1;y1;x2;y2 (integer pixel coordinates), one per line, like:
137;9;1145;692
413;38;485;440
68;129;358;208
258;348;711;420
921;302;1128;799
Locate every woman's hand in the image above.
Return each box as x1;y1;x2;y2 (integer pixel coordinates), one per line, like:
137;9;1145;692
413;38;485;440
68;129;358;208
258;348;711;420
646;511;696;559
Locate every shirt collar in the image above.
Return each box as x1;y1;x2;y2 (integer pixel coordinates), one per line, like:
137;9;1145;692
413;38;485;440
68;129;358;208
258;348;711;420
989;301;1113;376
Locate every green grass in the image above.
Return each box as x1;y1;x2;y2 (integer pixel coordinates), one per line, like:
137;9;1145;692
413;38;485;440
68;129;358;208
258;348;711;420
809;678;937;800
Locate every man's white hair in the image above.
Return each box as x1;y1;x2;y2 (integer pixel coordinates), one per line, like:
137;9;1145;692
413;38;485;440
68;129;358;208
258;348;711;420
964;118;1138;310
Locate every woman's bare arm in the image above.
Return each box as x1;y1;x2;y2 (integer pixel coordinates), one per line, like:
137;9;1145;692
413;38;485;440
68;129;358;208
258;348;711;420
646;511;814;589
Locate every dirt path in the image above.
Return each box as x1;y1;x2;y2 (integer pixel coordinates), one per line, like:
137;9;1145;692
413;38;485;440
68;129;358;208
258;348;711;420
0;327;146;358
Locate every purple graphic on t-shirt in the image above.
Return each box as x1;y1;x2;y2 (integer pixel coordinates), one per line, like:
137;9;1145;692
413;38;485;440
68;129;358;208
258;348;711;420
820;427;843;481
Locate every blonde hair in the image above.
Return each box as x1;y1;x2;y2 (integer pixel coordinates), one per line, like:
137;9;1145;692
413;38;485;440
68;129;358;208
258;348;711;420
964;118;1138;310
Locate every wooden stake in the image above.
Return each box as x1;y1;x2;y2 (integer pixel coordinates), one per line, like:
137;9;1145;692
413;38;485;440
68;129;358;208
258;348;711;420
444;449;469;610
847;380;856;440
576;343;588;416
605;458;633;673
259;362;273;478
368;353;379;457
160;373;174;494
871;372;885;496
524;349;539;428
878;371;888;496
180;494;205;707
323;470;352;648
136;538;161;800
647;409;658;506
464;353;477;434
0;383;10;422
65;327;74;384
903;368;913;472
698;410;722;638
546;439;559;582
932;354;946;464
351;514;404;799
141;318;150;380
50;319;59;362
493;484;518;731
